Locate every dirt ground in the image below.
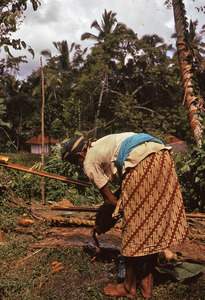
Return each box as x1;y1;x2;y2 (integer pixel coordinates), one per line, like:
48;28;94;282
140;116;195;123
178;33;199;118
28;202;205;298
31;202;205;262
1;200;205;300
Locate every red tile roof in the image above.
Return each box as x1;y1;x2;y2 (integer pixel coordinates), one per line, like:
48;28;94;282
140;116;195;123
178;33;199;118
164;134;183;144
26;135;60;145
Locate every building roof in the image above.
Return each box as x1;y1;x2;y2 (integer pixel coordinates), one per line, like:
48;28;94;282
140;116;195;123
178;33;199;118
164;134;187;153
26;135;60;145
164;134;184;144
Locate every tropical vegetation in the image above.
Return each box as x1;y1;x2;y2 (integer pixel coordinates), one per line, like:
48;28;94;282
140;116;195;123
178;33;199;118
0;2;205;212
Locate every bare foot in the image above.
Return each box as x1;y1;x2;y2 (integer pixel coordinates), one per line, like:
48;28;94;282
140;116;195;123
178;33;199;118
104;283;136;298
139;273;153;299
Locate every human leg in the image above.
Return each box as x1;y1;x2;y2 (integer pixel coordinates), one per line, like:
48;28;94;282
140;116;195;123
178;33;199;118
139;273;153;299
136;253;158;299
103;256;137;298
103;254;157;298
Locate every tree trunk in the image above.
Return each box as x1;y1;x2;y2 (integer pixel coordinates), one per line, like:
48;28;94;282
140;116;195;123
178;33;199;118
94;74;107;138
172;0;204;146
78;99;81;130
40;57;45;205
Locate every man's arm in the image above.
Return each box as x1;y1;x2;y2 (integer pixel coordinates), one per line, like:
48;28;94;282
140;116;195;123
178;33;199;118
99;183;117;206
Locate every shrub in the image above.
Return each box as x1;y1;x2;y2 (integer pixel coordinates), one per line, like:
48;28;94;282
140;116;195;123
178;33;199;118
174;116;205;212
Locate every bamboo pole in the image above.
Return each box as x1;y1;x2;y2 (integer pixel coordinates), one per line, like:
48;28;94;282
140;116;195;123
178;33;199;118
0;229;3;242
40;57;45;205
51;206;99;212
0;161;91;187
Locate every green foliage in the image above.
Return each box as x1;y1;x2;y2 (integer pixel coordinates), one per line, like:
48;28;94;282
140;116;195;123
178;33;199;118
0;147;101;205
44;146;102;205
112;94;142;132
1;6;197;149
50;118;65;139
0;0;40;56
62;96;79;135
0;98;11;128
174;114;205;212
1;6;204;212
0;0;40;57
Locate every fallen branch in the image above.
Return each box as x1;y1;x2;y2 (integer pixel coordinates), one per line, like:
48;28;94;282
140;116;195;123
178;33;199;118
16;248;43;267
4;195;43;220
2;226;38;237
87;277;108;286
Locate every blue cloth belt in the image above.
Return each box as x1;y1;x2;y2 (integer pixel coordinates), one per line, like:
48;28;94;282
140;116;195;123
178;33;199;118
114;133;163;176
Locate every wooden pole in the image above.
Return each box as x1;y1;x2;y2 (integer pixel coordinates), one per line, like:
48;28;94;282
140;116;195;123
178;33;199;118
40;57;45;204
0;229;2;242
0;161;91;187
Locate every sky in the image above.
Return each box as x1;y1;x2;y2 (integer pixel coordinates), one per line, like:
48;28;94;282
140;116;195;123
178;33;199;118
2;0;205;80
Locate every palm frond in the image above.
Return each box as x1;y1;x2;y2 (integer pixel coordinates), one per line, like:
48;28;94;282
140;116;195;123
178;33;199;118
81;32;98;41
40;49;51;57
91;20;102;32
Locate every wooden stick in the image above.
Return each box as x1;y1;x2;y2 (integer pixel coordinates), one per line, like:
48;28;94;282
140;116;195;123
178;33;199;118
16;248;43;266
51;206;205;218
51;206;124;213
186;213;205;219
51;206;98;212
0;161;91;187
0;229;2;242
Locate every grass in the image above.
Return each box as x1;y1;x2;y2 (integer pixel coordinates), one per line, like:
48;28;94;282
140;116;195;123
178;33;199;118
0;151;43;167
0;220;204;300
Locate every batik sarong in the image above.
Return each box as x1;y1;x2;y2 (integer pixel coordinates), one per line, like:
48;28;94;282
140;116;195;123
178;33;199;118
121;150;189;257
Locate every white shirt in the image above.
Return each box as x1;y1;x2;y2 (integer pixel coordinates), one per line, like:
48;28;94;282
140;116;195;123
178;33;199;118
83;132;171;189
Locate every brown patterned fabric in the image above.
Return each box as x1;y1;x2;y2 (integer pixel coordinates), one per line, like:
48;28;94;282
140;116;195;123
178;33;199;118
121;150;189;257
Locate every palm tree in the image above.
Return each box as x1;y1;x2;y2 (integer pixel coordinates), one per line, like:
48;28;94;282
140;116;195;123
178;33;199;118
172;0;205;146
53;40;76;71
81;9;128;137
32;67;60;102
171;19;205;69
137;34;172;72
41;40;75;72
81;9;127;44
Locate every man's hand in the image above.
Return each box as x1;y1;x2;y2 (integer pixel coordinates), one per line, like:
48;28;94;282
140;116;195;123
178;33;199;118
94;203;117;235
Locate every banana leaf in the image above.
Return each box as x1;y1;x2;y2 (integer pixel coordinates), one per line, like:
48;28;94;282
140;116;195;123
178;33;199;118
158;261;204;281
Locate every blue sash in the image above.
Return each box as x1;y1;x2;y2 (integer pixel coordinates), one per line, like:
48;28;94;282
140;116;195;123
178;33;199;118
115;133;163;176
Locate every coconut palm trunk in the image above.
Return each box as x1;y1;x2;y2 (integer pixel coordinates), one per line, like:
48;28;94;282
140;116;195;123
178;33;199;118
40;57;45;204
172;0;204;146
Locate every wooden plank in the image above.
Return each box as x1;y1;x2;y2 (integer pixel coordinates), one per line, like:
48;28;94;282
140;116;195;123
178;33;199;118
0;162;91;188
